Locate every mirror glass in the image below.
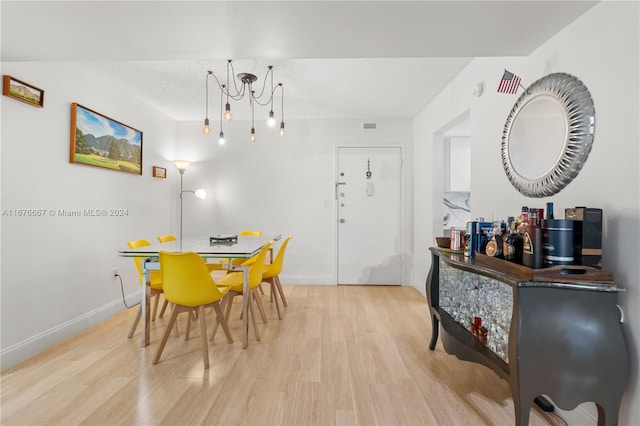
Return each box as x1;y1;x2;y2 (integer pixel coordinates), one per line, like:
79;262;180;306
508;95;567;180
501;73;595;198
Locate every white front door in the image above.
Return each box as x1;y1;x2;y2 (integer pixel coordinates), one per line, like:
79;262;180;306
336;147;403;285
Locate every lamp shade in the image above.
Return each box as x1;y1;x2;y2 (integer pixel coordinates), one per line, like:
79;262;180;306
194;189;207;199
173;160;190;173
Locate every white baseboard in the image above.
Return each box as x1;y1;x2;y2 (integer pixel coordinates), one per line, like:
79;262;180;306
281;275;414;286
0;292;140;371
279;274;336;285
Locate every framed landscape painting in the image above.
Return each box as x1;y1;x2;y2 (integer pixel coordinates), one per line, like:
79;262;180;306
70;103;143;175
3;75;44;107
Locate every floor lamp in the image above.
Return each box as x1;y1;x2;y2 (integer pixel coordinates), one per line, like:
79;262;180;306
173;160;206;251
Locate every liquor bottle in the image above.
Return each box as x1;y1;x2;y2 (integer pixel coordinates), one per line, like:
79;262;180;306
517;206;529;234
546;202;555;220
503;220;523;263
485;221;504;258
522;210;544;269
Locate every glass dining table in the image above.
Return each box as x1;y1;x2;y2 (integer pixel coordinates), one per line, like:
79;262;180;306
119;234;280;349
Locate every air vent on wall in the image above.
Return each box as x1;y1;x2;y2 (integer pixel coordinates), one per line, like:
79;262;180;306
363;122;377;130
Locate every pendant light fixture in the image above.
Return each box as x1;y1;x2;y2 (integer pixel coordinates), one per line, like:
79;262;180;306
202;60;285;143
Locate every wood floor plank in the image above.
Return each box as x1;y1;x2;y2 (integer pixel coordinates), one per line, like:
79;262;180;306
1;285;561;425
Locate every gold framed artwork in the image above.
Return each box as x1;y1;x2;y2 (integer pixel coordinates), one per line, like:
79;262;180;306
70;103;143;175
152;166;166;178
3;75;44;107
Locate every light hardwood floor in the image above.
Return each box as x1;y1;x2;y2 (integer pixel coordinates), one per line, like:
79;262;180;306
1;285;563;425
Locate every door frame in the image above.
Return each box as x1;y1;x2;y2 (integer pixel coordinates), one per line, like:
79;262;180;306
334;145;406;285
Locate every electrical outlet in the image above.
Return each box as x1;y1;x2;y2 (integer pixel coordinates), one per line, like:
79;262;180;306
112;267;119;277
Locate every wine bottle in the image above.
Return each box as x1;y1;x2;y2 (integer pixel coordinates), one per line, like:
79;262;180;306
517;206;529;234
522;210;544;268
546;202;555;220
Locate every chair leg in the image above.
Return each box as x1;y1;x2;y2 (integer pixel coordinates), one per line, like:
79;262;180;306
210;295;227;341
211;301;233;344
248;297;260;342
253;289;268;324
127;305;142;338
159;298;169;318
152;293;159;321
153;306;181;365
172;304;180;338
198;305;209;369
224;293;236;322
275;276;287;307
272;281;282;320
185;309;193;341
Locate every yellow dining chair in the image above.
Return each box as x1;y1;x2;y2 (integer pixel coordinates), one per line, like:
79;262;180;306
240;230;262;237
156;234;177;317
261;235;293;320
216;240;273;342
157;234;176;243
217;230;263;270
126;239;165;338
153;251;233;369
157;232;222;278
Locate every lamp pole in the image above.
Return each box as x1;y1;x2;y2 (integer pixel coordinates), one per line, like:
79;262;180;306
173;160;206;252
178;169;185;251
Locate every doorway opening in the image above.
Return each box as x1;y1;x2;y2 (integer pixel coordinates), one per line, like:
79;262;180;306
437;111;471;238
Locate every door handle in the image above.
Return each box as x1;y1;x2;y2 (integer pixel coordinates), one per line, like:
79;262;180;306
335;181;346;199
339;218;345;223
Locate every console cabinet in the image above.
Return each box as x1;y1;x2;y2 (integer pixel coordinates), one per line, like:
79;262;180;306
426;247;629;426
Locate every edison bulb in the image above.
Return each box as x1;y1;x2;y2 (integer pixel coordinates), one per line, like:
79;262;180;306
224;103;233;121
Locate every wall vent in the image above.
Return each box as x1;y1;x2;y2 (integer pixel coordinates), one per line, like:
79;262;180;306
363;122;377;130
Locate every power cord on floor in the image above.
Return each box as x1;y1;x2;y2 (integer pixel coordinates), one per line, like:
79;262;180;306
115;273;140;309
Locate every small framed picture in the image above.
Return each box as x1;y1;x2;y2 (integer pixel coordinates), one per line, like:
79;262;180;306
3;75;44;108
153;166;167;178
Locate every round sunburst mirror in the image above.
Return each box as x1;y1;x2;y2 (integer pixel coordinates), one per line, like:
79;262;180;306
501;73;595;198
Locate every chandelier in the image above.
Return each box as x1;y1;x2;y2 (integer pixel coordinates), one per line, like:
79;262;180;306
202;60;285;144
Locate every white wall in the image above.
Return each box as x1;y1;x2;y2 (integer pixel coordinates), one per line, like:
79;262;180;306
412;2;639;424
446;136;471;192
174;119;414;285
0;62;179;368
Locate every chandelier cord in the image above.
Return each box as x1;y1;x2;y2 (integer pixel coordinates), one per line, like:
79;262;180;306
219;85;224;132
206;70;243;101
204;72;210;119
280;84;284;122
250;66;273;104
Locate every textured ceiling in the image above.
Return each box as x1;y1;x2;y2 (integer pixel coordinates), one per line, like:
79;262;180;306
1;1;599;121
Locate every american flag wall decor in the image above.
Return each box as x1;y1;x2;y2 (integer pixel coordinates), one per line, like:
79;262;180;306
497;70;522;94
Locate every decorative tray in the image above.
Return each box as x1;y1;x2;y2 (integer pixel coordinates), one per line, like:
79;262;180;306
472;253;614;284
209;234;238;244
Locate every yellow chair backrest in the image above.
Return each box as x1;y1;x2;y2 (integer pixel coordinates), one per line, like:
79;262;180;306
269;235;293;276
127;239;152;284
240;230;262;236
157;234;176;243
159;251;226;306
246;241;273;288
